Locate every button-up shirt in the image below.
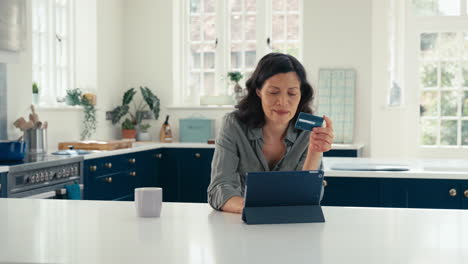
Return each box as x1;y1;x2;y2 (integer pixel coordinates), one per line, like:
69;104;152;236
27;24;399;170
207;111;322;210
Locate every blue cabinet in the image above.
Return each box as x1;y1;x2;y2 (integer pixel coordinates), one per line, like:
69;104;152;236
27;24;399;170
0;173;7;197
321;177;381;207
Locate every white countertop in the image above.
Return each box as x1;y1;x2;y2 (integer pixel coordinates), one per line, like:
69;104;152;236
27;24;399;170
0;167;7;173
0;198;467;264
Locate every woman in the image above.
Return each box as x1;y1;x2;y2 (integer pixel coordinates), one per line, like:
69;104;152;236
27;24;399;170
208;53;334;214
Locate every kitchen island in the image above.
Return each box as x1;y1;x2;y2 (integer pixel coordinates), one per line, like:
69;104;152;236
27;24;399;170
0;198;467;264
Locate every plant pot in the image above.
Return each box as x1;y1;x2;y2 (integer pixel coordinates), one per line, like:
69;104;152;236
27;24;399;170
137;132;152;141
122;129;137;139
32;93;40;105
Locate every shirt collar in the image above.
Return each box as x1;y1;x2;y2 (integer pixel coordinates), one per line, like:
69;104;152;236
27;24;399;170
247;122;298;143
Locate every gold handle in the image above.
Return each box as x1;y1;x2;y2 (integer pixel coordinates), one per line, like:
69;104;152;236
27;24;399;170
129;158;136;164
154;153;162;159
129;171;136;177
449;188;457;197
89;165;97;172
323;180;328;187
104;177;113;183
464;190;468;198
104;162;112;169
195;153;201;158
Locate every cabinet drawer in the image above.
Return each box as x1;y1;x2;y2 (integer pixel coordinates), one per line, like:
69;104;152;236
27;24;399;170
86;169;137;200
85;154;138;177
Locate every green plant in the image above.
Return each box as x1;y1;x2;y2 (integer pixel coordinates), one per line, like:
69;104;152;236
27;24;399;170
110;86;160;128
81;96;97;140
122;118;135;130
65;88;83;106
139;123;151;133
227;71;243;83
32;82;39;94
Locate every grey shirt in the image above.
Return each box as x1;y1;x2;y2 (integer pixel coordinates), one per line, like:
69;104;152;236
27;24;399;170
207;111;322;210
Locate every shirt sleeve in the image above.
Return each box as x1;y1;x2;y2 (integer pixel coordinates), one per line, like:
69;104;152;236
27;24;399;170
207;114;243;210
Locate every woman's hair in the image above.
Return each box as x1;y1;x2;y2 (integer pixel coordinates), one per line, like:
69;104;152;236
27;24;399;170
235;53;314;128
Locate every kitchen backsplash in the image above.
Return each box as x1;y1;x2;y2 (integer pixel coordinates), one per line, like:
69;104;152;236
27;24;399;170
0;63;6;140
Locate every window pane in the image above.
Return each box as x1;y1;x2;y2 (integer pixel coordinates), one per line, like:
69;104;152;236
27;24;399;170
421;119;438;145
245;15;256;41
462;121;468;145
203;15;216;41
286;42;299;58
441;91;458;116
190;0;200;13
464;33;468;58
190;16;201;41
287;0;299;11
462;62;468;87
231;43;242;69
420;91;439;116
412;0;460;16
188;73;201;98
190;44;201;69
462;91;468;116
245;42;256;68
439;32;459;58
272;15;285;40
420;62;438;88
231;15;242;41
441;62;458;87
230;0;241;12
272;0;284;11
420;33;438;59
440;120;458;145
203;44;215;69
245;0;255;11
203;73;215;96
272;42;284;53
287;14;299;40
203;0;215;13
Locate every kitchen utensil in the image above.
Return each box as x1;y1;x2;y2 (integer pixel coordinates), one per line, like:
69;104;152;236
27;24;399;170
24;121;35;130
13;117;27;131
0;140;27;161
35;121;42;129
43;121;48;129
30;104;39;124
24;128;47;154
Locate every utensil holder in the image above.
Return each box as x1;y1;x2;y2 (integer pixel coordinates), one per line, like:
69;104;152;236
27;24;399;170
24;128;47;154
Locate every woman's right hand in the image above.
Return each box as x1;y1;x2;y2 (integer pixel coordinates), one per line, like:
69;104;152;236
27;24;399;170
221;196;244;214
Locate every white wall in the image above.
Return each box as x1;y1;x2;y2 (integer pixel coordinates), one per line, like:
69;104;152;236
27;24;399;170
303;0;372;156
6;0;123;151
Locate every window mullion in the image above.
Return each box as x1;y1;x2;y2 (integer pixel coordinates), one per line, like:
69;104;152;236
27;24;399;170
215;0;227;96
49;0;56;105
257;0;270;60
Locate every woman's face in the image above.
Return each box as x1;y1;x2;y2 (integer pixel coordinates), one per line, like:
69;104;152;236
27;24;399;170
256;72;301;126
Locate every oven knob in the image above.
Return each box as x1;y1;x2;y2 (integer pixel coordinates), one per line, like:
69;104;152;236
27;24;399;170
40;172;45;182
31;176;35;183
34;175;39;183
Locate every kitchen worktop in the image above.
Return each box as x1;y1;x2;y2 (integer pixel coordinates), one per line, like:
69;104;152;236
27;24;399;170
0;167;7;173
0;198;467;264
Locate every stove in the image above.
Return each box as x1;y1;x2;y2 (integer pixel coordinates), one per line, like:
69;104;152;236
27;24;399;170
0;154;83;198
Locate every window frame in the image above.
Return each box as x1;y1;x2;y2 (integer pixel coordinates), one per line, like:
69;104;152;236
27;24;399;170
172;0;303;107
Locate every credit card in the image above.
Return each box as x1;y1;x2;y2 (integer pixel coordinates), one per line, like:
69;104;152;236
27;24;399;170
294;112;324;131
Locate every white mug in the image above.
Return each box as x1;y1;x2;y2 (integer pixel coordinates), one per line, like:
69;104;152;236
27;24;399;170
135;187;163;217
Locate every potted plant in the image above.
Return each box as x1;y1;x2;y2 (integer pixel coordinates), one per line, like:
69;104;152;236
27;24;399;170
137;123;151;141
121;118;136;139
109;86;160;140
227;71;244;103
65;88;97;140
32;82;40;105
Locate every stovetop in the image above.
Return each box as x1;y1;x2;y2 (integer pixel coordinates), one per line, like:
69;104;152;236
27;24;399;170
0;153;84;173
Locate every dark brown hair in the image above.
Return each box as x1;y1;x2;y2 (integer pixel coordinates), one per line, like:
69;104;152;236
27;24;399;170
235;53;314;128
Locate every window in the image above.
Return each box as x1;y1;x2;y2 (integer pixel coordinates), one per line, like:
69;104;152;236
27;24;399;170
175;0;302;106
32;0;74;105
409;0;468;147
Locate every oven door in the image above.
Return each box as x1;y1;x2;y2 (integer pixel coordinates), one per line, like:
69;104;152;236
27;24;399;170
13;184;84;199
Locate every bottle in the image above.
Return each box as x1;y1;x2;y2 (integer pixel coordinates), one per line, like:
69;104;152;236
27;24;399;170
159;115;173;143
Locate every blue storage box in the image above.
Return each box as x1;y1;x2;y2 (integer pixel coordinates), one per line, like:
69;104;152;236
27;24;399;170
179;117;214;143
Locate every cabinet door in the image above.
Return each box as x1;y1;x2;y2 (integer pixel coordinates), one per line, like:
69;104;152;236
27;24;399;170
321;177;381;207
405;179;461;209
136;149;161;188
87;170;137;201
178;148;214;203
461;182;468;209
158;149;180;202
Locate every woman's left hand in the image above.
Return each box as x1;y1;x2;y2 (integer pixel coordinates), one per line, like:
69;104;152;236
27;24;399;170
309;115;334;153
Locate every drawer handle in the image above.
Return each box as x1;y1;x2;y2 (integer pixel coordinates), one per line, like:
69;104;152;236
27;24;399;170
104;163;112;169
129;172;136;177
89;165;97;172
449;188;457;197
323;180;327;188
104;177;113;183
195;153;201;158
154;153;162;159
464;190;468;198
129;158;136;164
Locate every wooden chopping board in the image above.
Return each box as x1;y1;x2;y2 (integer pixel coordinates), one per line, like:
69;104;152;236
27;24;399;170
58;140;133;151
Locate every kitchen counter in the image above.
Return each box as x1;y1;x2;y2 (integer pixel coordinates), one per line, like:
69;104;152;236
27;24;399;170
0;198;467;264
0;167;7;173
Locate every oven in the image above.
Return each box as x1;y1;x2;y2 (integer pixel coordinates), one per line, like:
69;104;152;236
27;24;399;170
3;155;83;199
